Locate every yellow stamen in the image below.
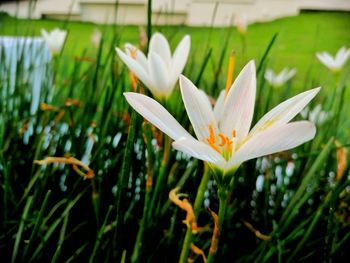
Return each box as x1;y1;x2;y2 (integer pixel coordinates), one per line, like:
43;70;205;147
225;50;236;98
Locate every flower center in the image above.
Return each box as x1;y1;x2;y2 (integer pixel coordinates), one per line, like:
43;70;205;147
126;46;138;59
206;124;236;160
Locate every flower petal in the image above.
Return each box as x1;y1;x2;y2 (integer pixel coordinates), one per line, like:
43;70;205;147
149;32;172;67
124;43;148;71
149;51;171;97
169;35;191;88
249;87;320;135
124;92;192;141
173;137;226;168
219;60;256;141
179;75;218;142
227;121;316;168
213;90;225;120
116;48;154;92
264;69;275;84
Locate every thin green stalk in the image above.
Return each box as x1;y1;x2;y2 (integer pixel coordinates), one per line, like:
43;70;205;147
113;106;139;258
12;196;33;263
207;187;228;263
148;135;171;220
23;190;51;259
256;33;278;75
131;185;152;263
51;212;69;263
90;205;114;263
131;123;154;263
280;137;334;231
179;164;211;263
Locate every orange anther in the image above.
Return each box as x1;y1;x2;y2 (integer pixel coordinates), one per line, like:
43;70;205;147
218;133;226;147
232;130;236;138
208;125;216;142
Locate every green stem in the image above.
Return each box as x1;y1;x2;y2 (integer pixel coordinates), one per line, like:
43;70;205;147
207;187;228;263
148;135;171;220
131;186;152;263
179;165;211;263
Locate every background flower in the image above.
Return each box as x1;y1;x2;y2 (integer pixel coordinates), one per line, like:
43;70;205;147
116;32;190;99
41;28;67;55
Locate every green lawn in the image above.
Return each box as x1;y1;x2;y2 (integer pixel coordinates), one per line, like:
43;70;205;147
1;11;350;91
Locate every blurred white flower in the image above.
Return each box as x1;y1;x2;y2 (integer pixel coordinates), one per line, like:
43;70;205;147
316;46;350;72
91;29;102;48
300;104;329;125
234;14;248;35
116;32;190;99
124;61;319;174
41;28;67;55
264;68;297;87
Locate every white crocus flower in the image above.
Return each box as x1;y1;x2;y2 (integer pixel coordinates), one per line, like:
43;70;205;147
264;68;296;87
124;61;319;177
41;28;67;55
116;32;190;99
91;29;102;48
301;104;329;125
316;47;350;72
234;14;248;35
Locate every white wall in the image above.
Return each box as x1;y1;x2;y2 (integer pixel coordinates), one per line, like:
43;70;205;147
1;0;349;26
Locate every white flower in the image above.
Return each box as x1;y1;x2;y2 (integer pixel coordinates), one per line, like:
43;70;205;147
91;29;102;48
300;104;329;125
234;14;248;35
316;46;350;72
124;61;320;175
41;28;67;55
264;68;296;87
116;32;190;99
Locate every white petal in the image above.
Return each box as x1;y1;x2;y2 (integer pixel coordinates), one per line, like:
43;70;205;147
169;35;191;88
336;46;346;61
198;90;213;111
179;75;218;142
124;43;148;71
149;51;171;97
285;68;296;81
116;48;155;94
250;87;320;135
264;69;274;84
213;90;225;120
173;137;226;168
219;60;256;141
227;121;316;168
149;32;172;67
124;92;192;141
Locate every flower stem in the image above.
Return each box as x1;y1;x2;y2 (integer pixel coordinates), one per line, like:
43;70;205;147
148;135;171;220
207;187;228;263
179;164;211;263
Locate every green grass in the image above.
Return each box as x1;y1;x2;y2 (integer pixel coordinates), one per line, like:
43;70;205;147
1;11;350;91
